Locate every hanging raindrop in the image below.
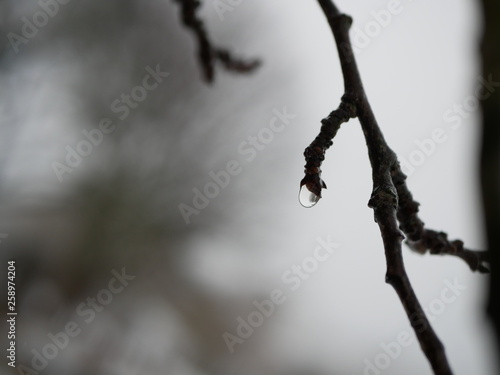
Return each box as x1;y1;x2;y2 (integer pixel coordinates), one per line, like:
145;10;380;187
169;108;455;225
299;184;320;208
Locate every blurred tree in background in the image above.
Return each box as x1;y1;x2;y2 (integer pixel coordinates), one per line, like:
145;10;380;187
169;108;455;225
0;1;283;374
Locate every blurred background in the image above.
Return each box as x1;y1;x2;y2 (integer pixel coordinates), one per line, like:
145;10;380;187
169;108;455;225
0;0;496;374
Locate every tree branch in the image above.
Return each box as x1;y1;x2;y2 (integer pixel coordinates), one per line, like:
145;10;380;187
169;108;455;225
393;168;489;273
300;1;490;373
479;0;500;369
173;0;260;83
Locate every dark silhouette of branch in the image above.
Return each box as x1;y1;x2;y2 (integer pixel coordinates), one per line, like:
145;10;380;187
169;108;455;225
394;171;489;273
479;0;500;372
173;0;260;83
299;97;356;203
300;1;490;373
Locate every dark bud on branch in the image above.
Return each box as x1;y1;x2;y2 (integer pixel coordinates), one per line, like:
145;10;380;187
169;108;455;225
299;172;327;208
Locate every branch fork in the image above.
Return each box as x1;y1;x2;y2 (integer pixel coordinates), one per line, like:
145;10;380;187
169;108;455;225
301;1;489;374
174;0;260;83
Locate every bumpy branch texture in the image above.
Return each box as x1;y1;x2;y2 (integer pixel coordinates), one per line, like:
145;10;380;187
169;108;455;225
300;95;356;199
393;171;489;273
300;1;488;374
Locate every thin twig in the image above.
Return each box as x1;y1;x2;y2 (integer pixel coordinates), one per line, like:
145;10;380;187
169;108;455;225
300;97;356;198
173;0;260;83
303;1;465;373
392;166;489;273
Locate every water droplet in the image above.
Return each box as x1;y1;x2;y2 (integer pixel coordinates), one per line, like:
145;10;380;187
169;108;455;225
299;184;320;208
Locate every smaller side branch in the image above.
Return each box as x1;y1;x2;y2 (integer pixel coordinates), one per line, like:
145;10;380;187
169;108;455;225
301;95;356;199
392;165;490;273
173;0;260;83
